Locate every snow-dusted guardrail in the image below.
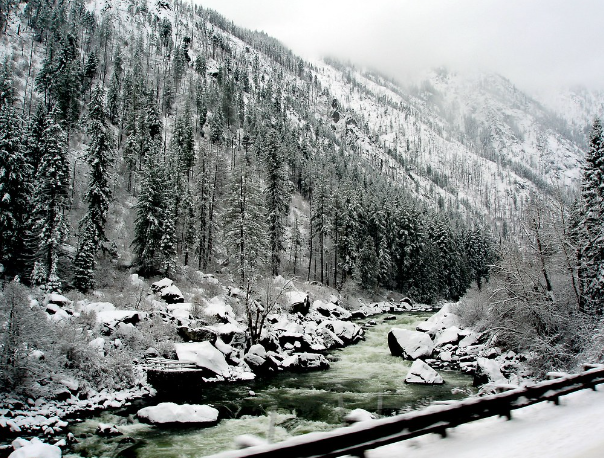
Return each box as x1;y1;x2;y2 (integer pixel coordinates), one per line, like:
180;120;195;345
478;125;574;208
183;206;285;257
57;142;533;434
204;364;604;458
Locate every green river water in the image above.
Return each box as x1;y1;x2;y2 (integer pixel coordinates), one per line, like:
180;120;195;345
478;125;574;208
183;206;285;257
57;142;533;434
66;313;475;457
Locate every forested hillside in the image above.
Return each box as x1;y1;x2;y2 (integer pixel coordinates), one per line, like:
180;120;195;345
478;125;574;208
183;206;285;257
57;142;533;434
0;0;502;302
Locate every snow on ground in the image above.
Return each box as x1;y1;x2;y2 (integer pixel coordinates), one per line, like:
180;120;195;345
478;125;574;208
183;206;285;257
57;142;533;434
369;388;604;458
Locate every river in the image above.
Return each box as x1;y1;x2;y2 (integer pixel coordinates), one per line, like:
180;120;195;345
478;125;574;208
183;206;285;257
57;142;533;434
65;312;475;458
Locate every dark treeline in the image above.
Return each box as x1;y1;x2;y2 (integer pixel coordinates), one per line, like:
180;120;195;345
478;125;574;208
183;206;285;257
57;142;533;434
0;0;496;303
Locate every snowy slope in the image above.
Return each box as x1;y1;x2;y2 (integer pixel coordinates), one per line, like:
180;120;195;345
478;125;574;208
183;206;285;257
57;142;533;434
370;387;604;458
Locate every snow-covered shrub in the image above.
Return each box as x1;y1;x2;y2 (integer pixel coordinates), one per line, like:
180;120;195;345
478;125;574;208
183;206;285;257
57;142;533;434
453;287;491;332
0;282;54;392
135;315;179;358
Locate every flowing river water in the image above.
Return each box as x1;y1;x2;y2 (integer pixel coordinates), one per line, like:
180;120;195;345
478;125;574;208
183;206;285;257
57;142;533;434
65;313;475;457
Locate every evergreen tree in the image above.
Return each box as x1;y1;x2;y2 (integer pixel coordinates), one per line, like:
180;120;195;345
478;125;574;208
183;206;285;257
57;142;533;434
0;59;14;106
466;225;497;290
73;219;96;291
30;109;70;291
132;144;175;275
356;236;378;290
83;85;113;244
0;105;31;277
223;152;268;284
578;118;604;314
261;128;291;275
73;85;113;291
172;105;195;176
210;111;224;144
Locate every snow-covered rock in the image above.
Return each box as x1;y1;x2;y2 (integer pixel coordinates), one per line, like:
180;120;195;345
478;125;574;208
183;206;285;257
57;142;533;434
458;330;480;348
174;342;230;378
322;320;363;343
317;326;344;349
312;300;352;320
178;325;218;342
96;423;122;436
96;310;146;326
160;284;185;304
285;291;308;306
44;293;72;307
281;353;330;371
344;409;376;424
415;303;460;337
285;291;310;314
151;278;173;293
130;274;145;287
137;403;219;425
8;438;61;458
79;302;116;314
234;434;267;449
435;326;461;347
474;357;507;386
244;344;279;373
405;360;444;385
203;297;234;322
214;337;234;357
388;328;434;360
45;304;71;321
88;337;105;353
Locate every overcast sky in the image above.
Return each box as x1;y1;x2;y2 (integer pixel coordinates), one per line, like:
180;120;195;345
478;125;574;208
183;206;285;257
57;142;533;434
196;0;604;93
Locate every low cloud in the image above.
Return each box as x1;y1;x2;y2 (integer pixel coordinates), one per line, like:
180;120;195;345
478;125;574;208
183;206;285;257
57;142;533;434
198;0;604;92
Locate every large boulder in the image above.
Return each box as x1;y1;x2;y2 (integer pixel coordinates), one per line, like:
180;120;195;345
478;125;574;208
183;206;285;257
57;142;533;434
311;301;352;320
405;360;444;385
79;301;116;314
434;326;461;347
178;325;218;343
137;403;218;425
285;291;310;315
415;303;460;337
281;353;330;371
344;409;375;425
8;438;61;458
244;344;279;373
44;293;72;307
151;278;173;293
161;285;185;304
322;320;363;344
317;326;344;349
174;342;230;378
388;329;434;360
202;297;234;323
208;322;246;344
473;357;507;387
97;310;147;334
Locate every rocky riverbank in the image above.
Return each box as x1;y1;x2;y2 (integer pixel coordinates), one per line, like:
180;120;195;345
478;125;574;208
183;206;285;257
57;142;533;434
389;303;529;391
0;273;434;455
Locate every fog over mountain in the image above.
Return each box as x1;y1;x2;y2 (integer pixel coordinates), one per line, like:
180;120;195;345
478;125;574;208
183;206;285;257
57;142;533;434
198;0;604;93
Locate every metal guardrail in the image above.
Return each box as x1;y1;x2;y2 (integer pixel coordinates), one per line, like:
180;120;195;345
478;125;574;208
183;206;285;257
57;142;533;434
205;364;604;458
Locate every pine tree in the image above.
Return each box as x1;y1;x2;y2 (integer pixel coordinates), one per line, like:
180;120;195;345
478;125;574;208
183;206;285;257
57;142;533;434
132;144;175;275
210;111;224;144
356;236;378;290
73;219;96;291
73;85;113;291
578;118;604;314
30;109;70;291
0;105;31;277
172;105;195;176
0;59;14;106
223;152;268;284
262;128;291;275
84;85;113;244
